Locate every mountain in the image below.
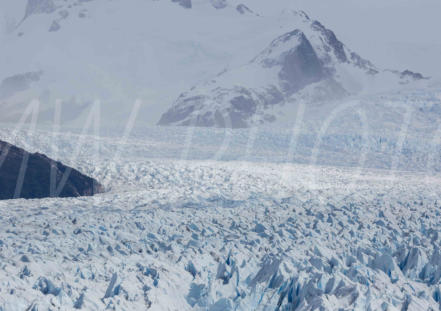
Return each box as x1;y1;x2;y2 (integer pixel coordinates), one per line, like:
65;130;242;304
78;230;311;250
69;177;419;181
158;11;426;128
0;139;103;200
0;0;430;128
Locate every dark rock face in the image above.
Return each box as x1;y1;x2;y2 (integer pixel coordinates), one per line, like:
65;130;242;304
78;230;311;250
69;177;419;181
236;4;252;15
158;88;259;128
275;31;328;95
210;0;227;9
49;20;61;32
350;52;378;74
158;95;200;125
172;0;192;9
311;21;347;63
400;70;427;80
213;92;258;128
0;140;104;200
24;0;56;19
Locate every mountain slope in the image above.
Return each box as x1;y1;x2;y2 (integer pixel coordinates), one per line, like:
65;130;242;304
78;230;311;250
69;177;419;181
158;11;426;128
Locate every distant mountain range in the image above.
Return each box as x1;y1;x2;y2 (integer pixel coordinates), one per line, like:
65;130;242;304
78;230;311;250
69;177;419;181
0;0;429;128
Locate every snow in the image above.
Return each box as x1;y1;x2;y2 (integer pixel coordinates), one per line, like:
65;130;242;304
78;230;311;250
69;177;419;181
1;126;441;310
1;0;439;127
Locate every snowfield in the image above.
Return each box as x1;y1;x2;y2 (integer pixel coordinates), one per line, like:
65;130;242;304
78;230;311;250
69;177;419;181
1;127;441;310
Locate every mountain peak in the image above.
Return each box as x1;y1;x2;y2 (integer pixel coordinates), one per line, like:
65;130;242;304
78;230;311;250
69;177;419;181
158;12;427;128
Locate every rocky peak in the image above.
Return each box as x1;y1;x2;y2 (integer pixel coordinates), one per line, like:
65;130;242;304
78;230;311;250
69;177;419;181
253;29;328;95
311;20;348;63
236;4;253;15
24;0;56;19
172;0;192;9
400;70;427;80
210;0;227;9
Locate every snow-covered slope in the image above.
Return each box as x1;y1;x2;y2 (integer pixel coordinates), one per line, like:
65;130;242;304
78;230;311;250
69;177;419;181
158;11;427;128
1;127;441;310
0;0;430;128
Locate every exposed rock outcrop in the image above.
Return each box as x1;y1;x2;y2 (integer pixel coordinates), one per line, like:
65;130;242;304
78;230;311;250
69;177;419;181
210;0;227;9
236;4;253;15
24;0;56;19
0;140;103;200
171;0;192;9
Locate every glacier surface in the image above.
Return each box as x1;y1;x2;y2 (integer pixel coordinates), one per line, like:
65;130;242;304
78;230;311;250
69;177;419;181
0;126;441;310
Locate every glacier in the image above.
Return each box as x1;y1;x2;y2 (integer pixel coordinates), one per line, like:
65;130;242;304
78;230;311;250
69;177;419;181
0;125;441;310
